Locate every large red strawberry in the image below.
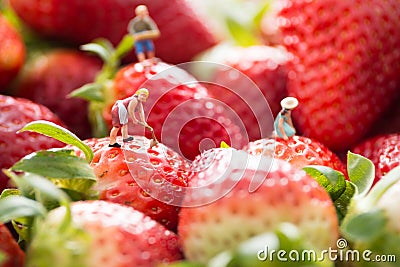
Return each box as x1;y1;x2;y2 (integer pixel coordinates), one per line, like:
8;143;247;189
8;0;217;64
0;224;25;267
352;133;400;186
13;49;102;139
277;0;400;152
26;200;183;267
244;135;347;175
178;147;339;263
0;95;65;191
100;61;248;160
71;136;191;232
206;45;288;141
0;13;25;91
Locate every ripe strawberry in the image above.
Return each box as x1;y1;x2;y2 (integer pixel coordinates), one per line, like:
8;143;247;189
244;135;347;175
103;61;248;160
277;0;400;151
207;45;289;141
71;136;191;232
178;148;339;263
352;133;400;186
8;0;217;64
12;49;102;139
0;224;25;267
0;94;65;191
0;14;26;91
26;200;183;267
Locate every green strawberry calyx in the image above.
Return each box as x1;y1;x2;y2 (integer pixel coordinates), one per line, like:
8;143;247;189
341;166;400;245
303;152;375;224
69;35;134;137
1;120;97;244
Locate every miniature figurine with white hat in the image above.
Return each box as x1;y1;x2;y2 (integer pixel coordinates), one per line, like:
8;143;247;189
273;96;299;140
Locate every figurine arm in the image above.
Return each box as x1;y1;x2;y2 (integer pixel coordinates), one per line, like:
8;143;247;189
278;117;289;140
286;115;296;134
137;104;152;130
127;98;139;124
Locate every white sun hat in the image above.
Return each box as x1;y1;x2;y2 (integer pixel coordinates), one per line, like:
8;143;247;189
280;97;299;110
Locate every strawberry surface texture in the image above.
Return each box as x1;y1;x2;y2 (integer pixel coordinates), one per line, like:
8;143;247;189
0;14;25;91
278;0;400;152
25;200;183;267
0;95;64;191
1;0;400;266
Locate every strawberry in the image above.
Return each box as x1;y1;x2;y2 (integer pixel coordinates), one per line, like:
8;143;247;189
71;136;191;232
8;0;217;64
100;61;248;160
0;13;25;91
0;224;25;267
352;133;400;186
0;94;65;191
178;147;339;263
244;135;347;175
277;0;400;152
26;200;183;267
207;45;289;141
12;49;102;139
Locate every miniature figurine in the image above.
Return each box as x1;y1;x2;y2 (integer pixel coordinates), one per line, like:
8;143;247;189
127;5;160;64
274;96;299;140
109;88;152;147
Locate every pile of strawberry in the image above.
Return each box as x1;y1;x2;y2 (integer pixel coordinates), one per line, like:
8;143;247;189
1;0;400;266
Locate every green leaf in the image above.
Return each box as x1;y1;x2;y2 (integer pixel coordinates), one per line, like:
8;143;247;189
0;196;46;223
69;82;104;102
364;166;400;206
303;166;346;201
252;1;271;27
80;42;112;62
226;16;259;46
347;152;375;197
0;251;5;266
115;34;134;58
0;188;20;199
18;120;93;162
11;150;97;195
334;181;356;222
89;101;111;137
341;209;386;242
18;173;71;204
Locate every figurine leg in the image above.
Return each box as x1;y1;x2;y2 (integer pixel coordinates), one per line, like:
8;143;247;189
137;52;146;62
109;127;121;147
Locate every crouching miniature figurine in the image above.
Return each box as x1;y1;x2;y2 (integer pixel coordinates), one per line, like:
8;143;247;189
109;88;152;147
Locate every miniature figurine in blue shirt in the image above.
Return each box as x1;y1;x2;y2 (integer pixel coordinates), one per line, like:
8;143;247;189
274;97;299;140
127;5;160;63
